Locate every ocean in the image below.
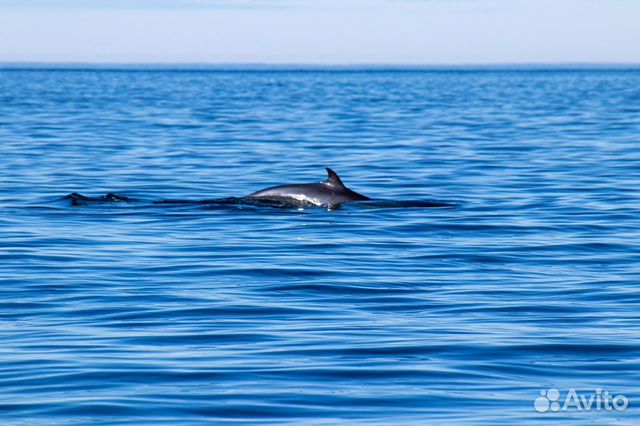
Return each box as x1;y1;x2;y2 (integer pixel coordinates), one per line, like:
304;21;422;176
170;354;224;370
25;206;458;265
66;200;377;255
0;67;639;425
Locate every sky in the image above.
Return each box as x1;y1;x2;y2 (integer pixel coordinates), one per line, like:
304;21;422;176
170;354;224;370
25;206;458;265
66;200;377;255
0;0;638;64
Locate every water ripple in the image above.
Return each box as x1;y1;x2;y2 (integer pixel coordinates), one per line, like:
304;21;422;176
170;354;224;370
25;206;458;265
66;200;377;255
0;68;639;425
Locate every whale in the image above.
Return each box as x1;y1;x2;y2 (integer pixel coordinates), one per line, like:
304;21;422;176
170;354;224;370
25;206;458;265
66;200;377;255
246;168;370;208
65;168;455;209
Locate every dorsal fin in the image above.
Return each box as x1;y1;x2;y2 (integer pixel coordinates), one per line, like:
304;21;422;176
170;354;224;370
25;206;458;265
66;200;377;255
324;167;346;189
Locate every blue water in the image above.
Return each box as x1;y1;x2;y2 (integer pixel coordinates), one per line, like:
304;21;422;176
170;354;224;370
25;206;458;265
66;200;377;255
1;68;639;425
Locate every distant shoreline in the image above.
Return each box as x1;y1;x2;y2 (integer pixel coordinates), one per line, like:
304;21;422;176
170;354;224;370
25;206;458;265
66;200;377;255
1;62;640;72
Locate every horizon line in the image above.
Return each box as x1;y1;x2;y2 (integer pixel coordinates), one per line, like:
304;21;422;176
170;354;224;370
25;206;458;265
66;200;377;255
2;61;640;71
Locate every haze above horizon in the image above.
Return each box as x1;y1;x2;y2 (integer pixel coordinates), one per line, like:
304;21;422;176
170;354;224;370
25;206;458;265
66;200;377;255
0;0;638;64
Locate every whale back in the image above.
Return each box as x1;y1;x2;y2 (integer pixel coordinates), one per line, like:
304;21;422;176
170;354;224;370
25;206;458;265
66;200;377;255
246;167;369;207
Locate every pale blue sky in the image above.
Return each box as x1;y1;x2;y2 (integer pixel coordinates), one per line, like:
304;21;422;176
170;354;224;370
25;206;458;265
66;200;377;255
0;0;638;64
